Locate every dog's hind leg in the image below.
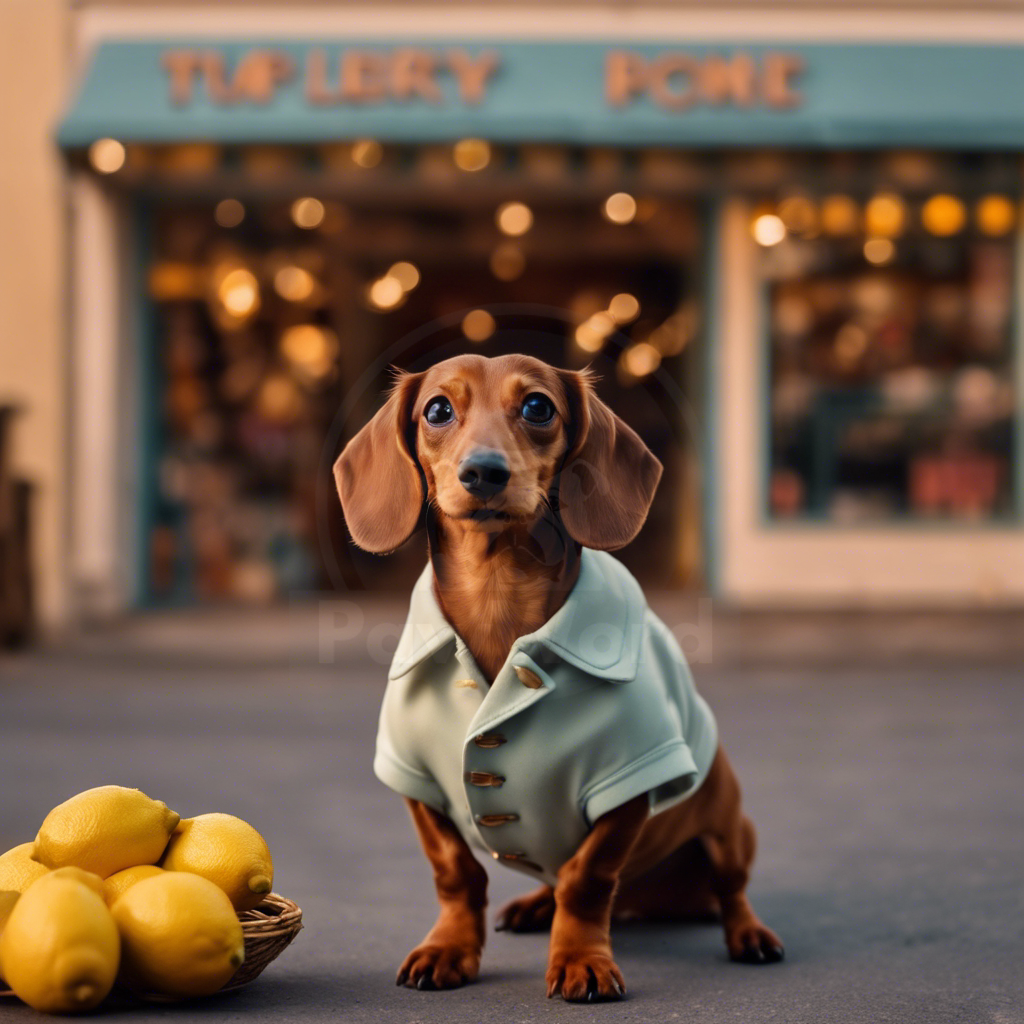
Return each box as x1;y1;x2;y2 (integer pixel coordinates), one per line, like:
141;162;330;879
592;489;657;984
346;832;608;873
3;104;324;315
703;813;785;964
495;885;556;932
611;837;721;923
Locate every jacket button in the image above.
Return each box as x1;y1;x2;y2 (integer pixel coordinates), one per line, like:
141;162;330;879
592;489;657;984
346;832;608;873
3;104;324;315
476;813;519;826
473;733;507;749
493;852;544;872
513;665;544;689
464;771;505;787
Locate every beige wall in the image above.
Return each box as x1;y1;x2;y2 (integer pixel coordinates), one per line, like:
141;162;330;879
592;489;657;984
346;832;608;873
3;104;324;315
0;0;68;629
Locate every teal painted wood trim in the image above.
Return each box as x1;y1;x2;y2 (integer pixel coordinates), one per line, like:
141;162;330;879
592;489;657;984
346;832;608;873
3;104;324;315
58;40;1024;149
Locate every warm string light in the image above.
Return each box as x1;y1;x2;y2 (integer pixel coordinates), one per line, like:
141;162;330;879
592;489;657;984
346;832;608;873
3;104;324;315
751;214;786;247
280;324;338;381
490;243;525;281
864;193;906;237
215;267;260;319
351;139;383;168
603;192;637;225
366;275;404;311
976;195;1016;236
752;192;1007;252
608;293;640;324
462;310;497;342
388;262;420;291
496;202;533;236
863;238;896;266
291;197;325;230
363;261;420;313
453;139;491;172
273;266;316;303
89;138;126;174
575;312;616;353
573;294;642;354
214;199;245;228
820;195;860;236
921;194;965;236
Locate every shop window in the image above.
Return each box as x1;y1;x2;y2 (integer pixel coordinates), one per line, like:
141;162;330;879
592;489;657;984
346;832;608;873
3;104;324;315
759;191;1017;523
143;188;700;604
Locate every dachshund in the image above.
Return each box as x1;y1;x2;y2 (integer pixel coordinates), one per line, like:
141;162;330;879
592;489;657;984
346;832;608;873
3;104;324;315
335;352;783;1001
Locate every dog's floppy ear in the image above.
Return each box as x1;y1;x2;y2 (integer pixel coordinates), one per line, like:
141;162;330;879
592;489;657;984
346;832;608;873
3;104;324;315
555;369;663;551
334;370;424;553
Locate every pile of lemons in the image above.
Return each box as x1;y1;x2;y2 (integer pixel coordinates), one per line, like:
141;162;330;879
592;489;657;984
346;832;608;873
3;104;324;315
0;785;274;1014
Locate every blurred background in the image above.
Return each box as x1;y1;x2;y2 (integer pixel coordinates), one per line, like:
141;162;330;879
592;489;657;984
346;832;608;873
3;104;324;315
3;0;1024;637
2;6;1023;1021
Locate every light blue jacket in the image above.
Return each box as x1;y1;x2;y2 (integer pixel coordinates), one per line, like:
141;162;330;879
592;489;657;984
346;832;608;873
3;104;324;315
374;548;718;885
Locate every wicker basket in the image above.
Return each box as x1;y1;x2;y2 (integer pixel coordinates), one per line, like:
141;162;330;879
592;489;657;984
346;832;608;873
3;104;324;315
223;892;303;991
0;892;302;1001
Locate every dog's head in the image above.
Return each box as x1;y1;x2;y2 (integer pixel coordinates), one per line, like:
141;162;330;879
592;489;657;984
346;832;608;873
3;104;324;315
334;353;662;554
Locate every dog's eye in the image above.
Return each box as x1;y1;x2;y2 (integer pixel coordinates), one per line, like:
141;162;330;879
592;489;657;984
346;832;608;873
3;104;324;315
521;393;555;425
424;396;454;425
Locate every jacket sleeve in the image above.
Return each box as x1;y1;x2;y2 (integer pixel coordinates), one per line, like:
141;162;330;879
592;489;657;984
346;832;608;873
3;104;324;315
373;678;449;814
578;614;718;827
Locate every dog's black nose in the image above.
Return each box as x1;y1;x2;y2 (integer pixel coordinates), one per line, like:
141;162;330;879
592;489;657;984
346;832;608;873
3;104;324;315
458;450;511;499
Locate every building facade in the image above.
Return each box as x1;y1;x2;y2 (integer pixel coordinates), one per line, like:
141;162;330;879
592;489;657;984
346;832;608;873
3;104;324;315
7;0;1024;626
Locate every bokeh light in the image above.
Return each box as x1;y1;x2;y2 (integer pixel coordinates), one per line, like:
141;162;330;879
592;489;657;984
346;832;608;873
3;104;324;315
351;139;383;168
453;139;491;172
575;311;616;353
462;309;497;342
820;194;860;236
216;268;260;318
290;197;326;230
976;194;1016;237
623;342;661;378
366;275;405;311
496;201;534;237
778;194;818;235
863;237;896;265
922;194;966;236
89;138;126;174
388;261;420;292
603;192;638;225
273;265;316;303
752;213;786;247
280;324;338;381
490;242;526;281
608;293;640;324
865;193;906;237
214;199;245;228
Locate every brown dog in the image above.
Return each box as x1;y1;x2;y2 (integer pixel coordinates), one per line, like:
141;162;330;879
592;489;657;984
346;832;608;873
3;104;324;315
335;353;783;1001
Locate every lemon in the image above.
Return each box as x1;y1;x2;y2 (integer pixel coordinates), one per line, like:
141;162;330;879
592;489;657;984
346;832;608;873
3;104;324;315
161;813;273;912
32;786;180;878
111;872;244;997
0;890;18;936
103;865;165;906
0;843;49;893
0;867;119;1013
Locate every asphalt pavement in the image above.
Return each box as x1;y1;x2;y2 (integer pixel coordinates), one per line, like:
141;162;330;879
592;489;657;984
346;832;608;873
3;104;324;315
0;641;1021;1023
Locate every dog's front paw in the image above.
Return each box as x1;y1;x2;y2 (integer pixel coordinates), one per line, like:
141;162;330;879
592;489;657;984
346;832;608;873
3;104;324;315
546;950;626;1002
396;944;480;990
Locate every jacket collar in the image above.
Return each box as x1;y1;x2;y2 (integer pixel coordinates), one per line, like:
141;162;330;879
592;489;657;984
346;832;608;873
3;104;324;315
388;547;645;683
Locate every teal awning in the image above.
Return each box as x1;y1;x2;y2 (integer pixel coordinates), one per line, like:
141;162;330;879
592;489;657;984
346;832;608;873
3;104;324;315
57;39;1024;149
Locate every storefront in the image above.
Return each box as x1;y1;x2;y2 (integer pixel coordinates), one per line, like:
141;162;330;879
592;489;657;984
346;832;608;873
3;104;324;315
57;6;1024;611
